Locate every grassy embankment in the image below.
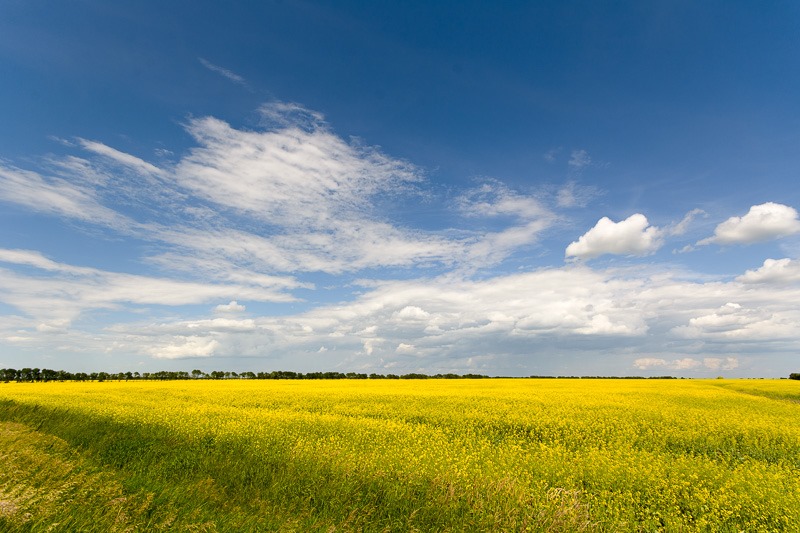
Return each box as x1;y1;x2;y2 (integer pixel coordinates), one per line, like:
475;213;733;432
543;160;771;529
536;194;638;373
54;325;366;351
1;379;799;532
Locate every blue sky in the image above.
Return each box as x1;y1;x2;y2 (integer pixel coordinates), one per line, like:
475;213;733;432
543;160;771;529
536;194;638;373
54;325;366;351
2;1;800;376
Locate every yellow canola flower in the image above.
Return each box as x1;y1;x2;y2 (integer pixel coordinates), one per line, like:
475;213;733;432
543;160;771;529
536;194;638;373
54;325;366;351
1;378;798;531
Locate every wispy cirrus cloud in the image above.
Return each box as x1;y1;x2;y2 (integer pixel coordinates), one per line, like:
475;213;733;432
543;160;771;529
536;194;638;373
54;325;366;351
0;248;299;324
198;57;250;88
77;138;166;177
0;101;566;338
4;99;799;375
0;163;131;228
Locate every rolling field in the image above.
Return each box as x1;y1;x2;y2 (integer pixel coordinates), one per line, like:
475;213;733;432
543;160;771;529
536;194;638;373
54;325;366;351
1;379;799;532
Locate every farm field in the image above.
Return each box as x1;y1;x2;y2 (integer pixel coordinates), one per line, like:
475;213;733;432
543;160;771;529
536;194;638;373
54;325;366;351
0;379;799;532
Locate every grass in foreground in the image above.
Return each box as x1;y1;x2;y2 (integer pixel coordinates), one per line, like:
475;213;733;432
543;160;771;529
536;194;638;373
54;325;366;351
1;379;799;531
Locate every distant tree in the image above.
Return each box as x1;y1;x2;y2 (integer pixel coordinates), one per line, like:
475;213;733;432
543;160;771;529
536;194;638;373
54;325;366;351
191;369;204;379
790;373;800;380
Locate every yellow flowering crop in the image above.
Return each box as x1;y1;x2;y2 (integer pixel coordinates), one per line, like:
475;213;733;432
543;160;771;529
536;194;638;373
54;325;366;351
1;379;798;531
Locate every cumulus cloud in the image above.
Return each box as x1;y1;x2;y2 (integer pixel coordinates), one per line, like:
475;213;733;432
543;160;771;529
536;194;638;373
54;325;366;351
672;302;797;341
88;260;800;373
633;356;738;371
215;300;246;313
566;214;662;260
148;336;219;359
737;258;800;284
394;306;431;321
698;202;800;246
9;256;800;374
396;343;416;354
703;357;740;371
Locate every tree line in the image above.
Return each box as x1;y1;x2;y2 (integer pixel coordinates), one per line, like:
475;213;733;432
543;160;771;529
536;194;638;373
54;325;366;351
0;368;495;382
0;368;721;383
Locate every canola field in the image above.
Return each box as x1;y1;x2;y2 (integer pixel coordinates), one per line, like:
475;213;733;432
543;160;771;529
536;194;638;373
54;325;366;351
1;379;799;532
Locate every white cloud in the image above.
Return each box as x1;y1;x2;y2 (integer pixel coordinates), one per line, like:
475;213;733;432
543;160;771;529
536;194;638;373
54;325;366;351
457;180;549;221
165;107;481;273
632;357;668;370
672;302;798;341
698;202;800;246
4;101;800;375
703;357;739;371
396;343;416;354
566;214;662;260
214;300;246;313
198;57;249;88
667;208;706;236
0;164;130;228
0;250;297;323
456;181;555;266
568;149;591;170
10;257;800;373
258;101;325;129
394;306;431;321
148;336;219;359
176;110;422;225
556;181;598;208
0;248;95;275
0;102;573;285
737;258;800;284
78;139;165;177
633;356;738;371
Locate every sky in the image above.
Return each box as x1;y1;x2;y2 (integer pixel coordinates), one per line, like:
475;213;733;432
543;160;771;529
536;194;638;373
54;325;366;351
1;1;800;377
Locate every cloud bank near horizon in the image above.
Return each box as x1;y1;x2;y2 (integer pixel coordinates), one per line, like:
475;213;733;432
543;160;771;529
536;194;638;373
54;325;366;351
1;102;799;376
